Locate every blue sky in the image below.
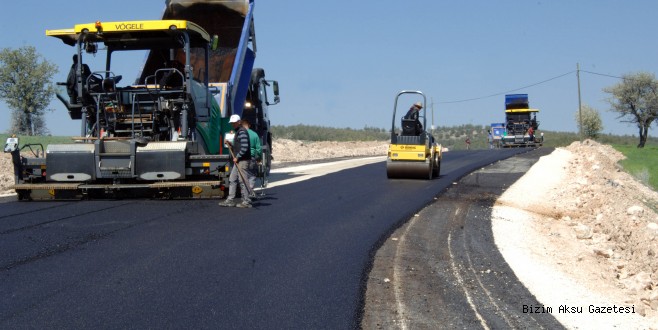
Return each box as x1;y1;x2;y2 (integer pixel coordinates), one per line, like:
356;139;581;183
2;0;657;136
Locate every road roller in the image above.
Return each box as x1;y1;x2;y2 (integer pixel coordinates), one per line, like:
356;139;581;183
386;90;442;179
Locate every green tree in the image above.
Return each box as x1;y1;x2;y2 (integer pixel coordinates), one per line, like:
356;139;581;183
576;104;603;139
0;46;58;135
604;72;658;148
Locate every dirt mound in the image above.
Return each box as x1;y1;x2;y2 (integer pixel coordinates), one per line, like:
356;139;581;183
495;139;658;325
557;140;658;316
271;139;388;163
0;153;15;195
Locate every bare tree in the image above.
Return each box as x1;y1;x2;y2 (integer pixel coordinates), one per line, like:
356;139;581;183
604;72;658;148
575;104;603;140
0;46;58;135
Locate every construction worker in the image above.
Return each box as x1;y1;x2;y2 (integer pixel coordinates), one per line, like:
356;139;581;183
241;118;262;196
66;54;99;104
487;130;494;149
219;114;254;208
404;102;423;135
528;126;535;142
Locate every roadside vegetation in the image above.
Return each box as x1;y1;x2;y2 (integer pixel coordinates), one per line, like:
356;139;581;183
270;125;389;142
0;46;58;136
604;72;658;148
613;144;658;191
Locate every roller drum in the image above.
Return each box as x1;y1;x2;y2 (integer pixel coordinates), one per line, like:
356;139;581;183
386;160;432;179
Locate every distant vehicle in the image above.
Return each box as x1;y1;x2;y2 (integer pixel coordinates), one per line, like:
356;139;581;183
500;94;543;148
490;123;505;148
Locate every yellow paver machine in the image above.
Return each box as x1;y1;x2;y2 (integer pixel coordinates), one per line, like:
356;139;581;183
386;90;442;179
5;0;281;200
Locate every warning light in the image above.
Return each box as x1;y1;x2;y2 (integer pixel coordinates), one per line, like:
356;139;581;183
95;21;103;33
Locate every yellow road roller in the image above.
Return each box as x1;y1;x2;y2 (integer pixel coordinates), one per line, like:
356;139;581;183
386;90;442;179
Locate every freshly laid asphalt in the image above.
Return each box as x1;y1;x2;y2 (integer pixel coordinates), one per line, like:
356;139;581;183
1;147;544;329
362;147;563;329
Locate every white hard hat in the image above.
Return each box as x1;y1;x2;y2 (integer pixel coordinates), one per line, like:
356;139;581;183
229;114;241;123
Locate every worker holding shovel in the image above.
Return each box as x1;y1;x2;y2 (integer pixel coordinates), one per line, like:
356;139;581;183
219;114;255;208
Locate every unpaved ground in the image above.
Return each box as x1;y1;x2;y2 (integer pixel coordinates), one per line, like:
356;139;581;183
0;153;15;195
2;138;657;327
494;140;658;328
270;139;389;164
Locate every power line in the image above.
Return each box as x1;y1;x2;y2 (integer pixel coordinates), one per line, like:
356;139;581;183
435;68;636;105
437;70;576;104
580;70;624;80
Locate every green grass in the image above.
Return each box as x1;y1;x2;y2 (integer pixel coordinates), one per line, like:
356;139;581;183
1;134;75;156
1;134;74;146
613;144;658;191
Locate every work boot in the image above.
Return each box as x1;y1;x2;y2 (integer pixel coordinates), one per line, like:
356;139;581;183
218;199;236;207
236;201;252;208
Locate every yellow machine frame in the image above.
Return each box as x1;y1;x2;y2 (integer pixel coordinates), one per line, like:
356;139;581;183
386;90;442;179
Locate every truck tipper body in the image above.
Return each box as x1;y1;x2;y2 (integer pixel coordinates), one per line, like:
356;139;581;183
500;94;542;148
4;0;279;200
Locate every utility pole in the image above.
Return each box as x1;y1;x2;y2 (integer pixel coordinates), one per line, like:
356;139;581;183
577;63;583;141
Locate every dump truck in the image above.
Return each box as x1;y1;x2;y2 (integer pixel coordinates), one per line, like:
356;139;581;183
386;90;442;179
4;0;280;200
500;94;542;148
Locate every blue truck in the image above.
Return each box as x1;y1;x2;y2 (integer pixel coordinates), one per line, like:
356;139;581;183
4;0;280;200
500;94;542;148
490;123;505;148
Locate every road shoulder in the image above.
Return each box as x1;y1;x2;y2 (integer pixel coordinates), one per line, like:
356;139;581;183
362;148;562;329
493;146;654;329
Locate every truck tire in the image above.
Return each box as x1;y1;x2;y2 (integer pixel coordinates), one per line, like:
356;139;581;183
263;132;272;176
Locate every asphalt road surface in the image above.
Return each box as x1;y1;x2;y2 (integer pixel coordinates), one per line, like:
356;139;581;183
1;148;545;329
362;148;563;329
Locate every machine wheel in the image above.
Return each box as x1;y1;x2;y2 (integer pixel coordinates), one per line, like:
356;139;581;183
387;159;432;180
433;159;441;178
264;133;272;176
260;148;271;188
